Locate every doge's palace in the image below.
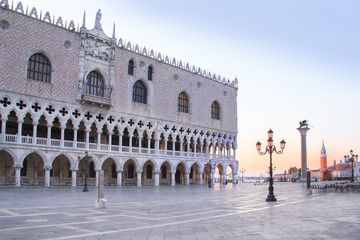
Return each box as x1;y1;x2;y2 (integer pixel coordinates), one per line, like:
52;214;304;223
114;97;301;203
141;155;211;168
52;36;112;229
0;0;238;187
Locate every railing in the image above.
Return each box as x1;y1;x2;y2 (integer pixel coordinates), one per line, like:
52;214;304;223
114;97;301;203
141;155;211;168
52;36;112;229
64;140;73;148
77;142;86;149
51;139;61;146
100;144;108;151
89;143;97;150
37;137;47;145
1;134;234;161
5;134;16;142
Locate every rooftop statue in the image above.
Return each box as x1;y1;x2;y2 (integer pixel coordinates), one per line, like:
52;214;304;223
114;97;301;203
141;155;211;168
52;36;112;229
95;9;102;29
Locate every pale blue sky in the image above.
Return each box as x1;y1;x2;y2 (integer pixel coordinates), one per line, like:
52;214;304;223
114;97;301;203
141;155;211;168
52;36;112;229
16;0;360;176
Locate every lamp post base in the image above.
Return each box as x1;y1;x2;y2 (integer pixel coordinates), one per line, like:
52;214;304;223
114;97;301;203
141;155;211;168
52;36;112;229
266;195;277;202
83;185;89;192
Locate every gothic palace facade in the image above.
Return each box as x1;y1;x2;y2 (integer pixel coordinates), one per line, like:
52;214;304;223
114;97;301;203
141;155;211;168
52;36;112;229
0;1;238;187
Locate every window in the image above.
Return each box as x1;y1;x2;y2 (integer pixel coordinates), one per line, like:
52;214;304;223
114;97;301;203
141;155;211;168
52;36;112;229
161;166;167;179
27;53;51;83
211;101;220;120
128;60;134;75
85;71;104;97
178;92;189;113
147;66;153;80
146;165;152;179
132;81;147;104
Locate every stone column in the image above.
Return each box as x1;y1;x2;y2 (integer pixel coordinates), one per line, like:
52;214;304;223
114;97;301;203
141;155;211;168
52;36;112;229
71;169;77;187
297;127;310;181
211;166;215;185
170;171;175;186
137;171;142;187
44;166;52;187
96;170;99;186
129;133;133;153
118;133;123;152
172;140;175;155
233;173;238;184
60;126;65;147
47;124;52;146
17;120;23;143
1;118;7;142
179;136;184;156
154;136;160;155
32;122;38;145
138;132;143;153
185;172;190;185
108;133;112;151
85;129;90;149
14;164;22;186
73;127;78;148
154;171;160;187
199;171;203;185
97;131;101;150
164;136;168;155
147;138;151;154
233;143;237;161
117;170;122;187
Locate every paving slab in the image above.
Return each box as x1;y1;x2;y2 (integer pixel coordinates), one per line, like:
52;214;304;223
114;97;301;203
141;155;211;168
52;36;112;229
0;182;359;239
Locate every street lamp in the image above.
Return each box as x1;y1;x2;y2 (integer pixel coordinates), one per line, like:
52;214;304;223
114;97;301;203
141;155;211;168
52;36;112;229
344;150;358;183
239;168;246;182
83;151;89;192
256;129;286;202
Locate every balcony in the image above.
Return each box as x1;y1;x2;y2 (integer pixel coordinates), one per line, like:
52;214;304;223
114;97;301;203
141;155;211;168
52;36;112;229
2;134;235;161
81;86;112;108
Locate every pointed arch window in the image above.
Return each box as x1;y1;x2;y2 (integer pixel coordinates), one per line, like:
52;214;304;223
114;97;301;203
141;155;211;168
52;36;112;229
27;53;51;83
128;60;134;75
85;70;104;97
211;101;220;120
148;66;153;80
178;92;189;113
146;165;153;179
132;80;147;104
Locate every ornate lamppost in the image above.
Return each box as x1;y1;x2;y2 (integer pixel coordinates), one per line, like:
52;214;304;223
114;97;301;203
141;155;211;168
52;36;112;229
344;150;358;183
239;168;246;182
256;129;286;202
82;151;90;192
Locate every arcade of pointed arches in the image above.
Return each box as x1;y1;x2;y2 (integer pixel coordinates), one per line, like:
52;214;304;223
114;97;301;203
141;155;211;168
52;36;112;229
0;147;237;187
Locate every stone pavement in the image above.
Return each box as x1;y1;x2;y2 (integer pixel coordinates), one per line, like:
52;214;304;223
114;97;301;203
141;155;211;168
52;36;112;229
0;182;359;240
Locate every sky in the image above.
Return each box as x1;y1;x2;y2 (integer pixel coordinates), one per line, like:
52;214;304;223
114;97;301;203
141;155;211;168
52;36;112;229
14;0;360;176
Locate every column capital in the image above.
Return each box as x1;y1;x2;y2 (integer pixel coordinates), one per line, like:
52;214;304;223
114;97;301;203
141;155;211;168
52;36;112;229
44;165;52;171
297;127;310;136
13;164;22;169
